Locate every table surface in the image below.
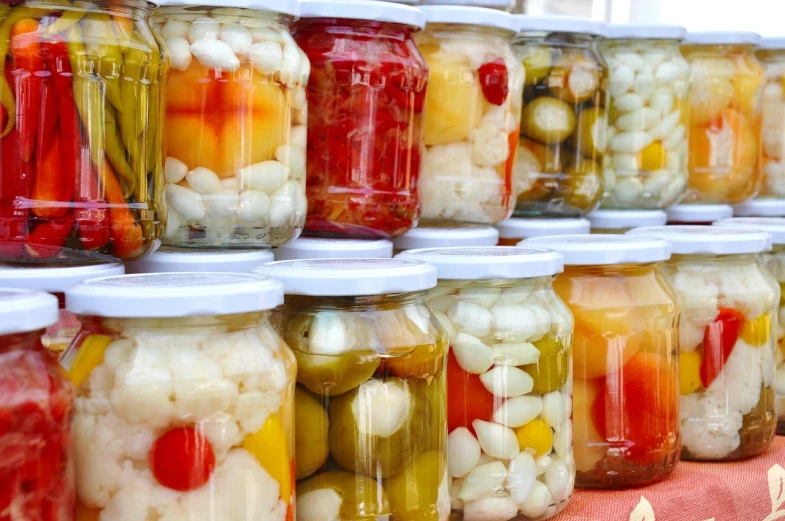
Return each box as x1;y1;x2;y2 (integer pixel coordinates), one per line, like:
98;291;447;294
552;436;785;521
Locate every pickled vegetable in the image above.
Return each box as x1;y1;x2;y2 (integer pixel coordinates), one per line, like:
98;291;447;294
513;34;606;217
0;2;163;264
415;18;523;225
600;37;690;209
683;42;764;203
756;46;785;198
151;7;309;248
296;17;427;239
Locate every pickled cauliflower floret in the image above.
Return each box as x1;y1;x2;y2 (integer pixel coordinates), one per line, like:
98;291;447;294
669;267;719;324
471;122;511;168
73;325;289;519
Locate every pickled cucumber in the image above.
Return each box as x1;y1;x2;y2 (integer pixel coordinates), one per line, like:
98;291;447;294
295;387;330;480
521;97;576;145
329;378;430;478
297;471;390;521
385;450;445;521
521;47;552;86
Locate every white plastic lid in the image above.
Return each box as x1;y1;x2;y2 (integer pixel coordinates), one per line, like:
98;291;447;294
515;15;606;37
419;5;517;33
627;226;772;255
125;248;274;274
605;23;686;40
683;31;762;46
495;218;590;239
587;209;668;230
0;289;59;335
394;226;499;250
396;246;563;279
421;0;514;8
274;237;393;260
0;263;124;293
155;0;299;17
299;0;425;28
666;204;734;223
714;218;785;245
759;37;785;50
252;258;436;296
66;273;284;318
733;199;785;217
523;234;671;265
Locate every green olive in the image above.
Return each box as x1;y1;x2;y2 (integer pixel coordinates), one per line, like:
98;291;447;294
521;46;553;86
329;378;430;478
297;471;390;520
521;97;576;145
385;450;445;521
295;387;330;480
523;338;570;394
573;107;607;158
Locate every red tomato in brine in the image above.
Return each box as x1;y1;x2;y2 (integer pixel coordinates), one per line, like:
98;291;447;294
149;427;216;492
447;351;497;435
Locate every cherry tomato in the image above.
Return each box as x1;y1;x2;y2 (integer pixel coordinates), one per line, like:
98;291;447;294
479;59;509;106
447;351;497;435
700;307;744;389
149;427;215;492
591;352;678;463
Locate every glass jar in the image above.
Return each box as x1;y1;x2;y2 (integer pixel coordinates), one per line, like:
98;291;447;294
712;218;785;436
61;273;296;519
252;258;449;521
523;235;680;487
627;226;778;461
734;199;785;218
274;237;393;260
396;246;575;520
295;1;427;239
665;204;733;225
0;0;165;264
586;209;666;234
756;39;785;199
124;247;273;273
512;16;607;218
0;263;123;357
415;7;523;225
0;289;72;521
393;225;499;254
496;217;589;245
151;1;309;249
682;32;765;204
421;0;515;12
600;25;690;209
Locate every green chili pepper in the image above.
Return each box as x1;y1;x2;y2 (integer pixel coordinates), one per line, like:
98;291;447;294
66;24;104;168
104;104;136;199
118;46;147;160
81;13;124;113
145;35;165;174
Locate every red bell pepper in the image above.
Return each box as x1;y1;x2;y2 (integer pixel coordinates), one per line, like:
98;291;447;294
24;213;74;260
700;307;745;389
9;18;43;163
36;54;58;162
478;58;509;106
31;129;72;218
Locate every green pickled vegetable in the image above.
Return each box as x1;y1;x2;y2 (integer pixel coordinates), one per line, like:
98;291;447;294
294;387;330;481
297;471;390;520
81;13;123;113
385;450;445;521
66;24;105;169
523;336;570;394
104;104;136;198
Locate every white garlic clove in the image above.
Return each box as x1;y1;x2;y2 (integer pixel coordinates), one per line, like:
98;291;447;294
275;144;305;179
458;461;507;503
534;454;552;476
544;460;570;503
490;342;540;366
205;190;239;219
188;18;219;43
472;420;520;460
540;391;568;429
164;208;182;239
278;44;301;85
553;419;572;460
291;125;307;148
448;301;492;338
479;366;534;398
162;19;190;40
190;39;240;72
432;311;457;340
220;22;252;57
236;189;270;223
268;181;300;228
492;396;543;428
459;287;501;308
506;452;536;505
165;156;188;184
613;92;644;113
238;160;290;193
518;481;552;516
452;333;494;374
166;184;205;220
429;295;460;314
186;167;223;194
462;494;518;521
166;36;192;72
616;107;661;132
448;427;482;478
490;305;536;342
249;41;283;75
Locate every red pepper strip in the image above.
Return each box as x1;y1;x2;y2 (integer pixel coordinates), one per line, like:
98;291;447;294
102;159;145;259
75;164;109;250
9;18;43;163
36;49;57;162
700;307;745;389
31;128;71;218
24;213;74;259
0;127;28;258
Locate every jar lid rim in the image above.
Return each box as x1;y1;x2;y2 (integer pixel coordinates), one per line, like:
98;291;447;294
252;258;437;296
515;15;606;36
586;210;667;229
627;225;773;254
524;234;672;265
125;249;274;275
421;0;514;8
666;204;734;223
714;218;785;245
683;31;762;46
605;23;687;40
274;238;393;261
154;0;300;17
733;199;785;218
66;273;284;317
0;263;124;292
396;246;564;279
0;290;59;335
299;0;425;28
495;218;590;239
759;37;785;50
419;5;517;33
394;226;499;250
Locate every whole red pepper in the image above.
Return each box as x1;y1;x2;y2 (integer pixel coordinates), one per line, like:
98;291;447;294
700;307;745;389
24;213;74;260
0;124;30;259
9;18;43;163
31;129;73;219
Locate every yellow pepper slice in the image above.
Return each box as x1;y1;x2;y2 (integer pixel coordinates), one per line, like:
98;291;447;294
242;414;292;504
740;313;771;347
68;334;113;387
679;350;702;395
